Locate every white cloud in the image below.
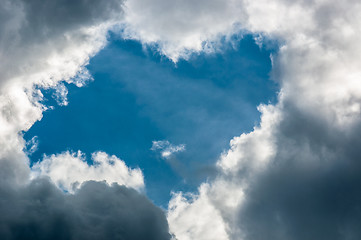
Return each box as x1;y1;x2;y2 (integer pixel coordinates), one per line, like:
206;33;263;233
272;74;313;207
148;0;361;239
31;151;144;193
168;184;230;240
168;180;245;240
121;0;246;61
0;0;124;185
217;104;280;175
24;136;39;156
151;140;186;159
0;3;172;237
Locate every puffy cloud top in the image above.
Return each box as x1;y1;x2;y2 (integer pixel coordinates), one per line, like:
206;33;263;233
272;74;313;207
32;151;144;193
0;0;124;185
0;1;171;239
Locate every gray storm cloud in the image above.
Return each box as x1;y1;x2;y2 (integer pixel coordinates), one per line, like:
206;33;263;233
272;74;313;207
0;180;170;240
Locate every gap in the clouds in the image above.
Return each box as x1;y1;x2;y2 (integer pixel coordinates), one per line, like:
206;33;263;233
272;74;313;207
24;34;278;207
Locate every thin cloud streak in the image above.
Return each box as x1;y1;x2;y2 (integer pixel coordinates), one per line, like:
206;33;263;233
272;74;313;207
151;140;186;159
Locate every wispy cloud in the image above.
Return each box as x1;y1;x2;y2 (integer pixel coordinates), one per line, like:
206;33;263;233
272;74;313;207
151;140;186;159
24;136;39;156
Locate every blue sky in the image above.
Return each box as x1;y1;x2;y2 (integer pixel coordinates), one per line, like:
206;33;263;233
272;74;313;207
25;34;277;207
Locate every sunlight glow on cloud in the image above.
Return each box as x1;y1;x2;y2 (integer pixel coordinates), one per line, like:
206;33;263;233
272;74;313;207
31;151;144;193
158;0;361;239
121;0;246;61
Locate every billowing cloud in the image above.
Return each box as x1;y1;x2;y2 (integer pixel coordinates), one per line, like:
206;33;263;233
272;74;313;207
32;151;144;193
0;0;124;185
168;180;243;240
152;0;361;239
0;1;171;239
0;179;170;240
121;0;247;61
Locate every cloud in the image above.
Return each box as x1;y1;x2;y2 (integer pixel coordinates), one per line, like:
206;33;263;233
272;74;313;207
24;136;39;156
0;1;172;239
31;151;144;193
159;0;361;239
0;179;171;240
168;181;243;240
2;0;361;240
151;140;186;159
121;0;247;61
0;0;124;185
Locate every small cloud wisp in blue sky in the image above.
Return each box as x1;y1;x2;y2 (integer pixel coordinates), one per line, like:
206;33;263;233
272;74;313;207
151;140;186;159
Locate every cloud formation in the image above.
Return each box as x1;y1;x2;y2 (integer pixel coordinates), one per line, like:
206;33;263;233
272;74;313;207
121;0;246;61
0;1;171;239
0;0;124;185
32;151;144;193
2;0;361;240
0;179;170;240
143;0;361;239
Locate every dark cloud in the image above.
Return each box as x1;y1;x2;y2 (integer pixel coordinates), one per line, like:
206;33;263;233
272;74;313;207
20;0;123;40
1;0;123;43
0;179;171;240
0;0;125;190
0;0;124;85
0;2;172;239
238;102;361;240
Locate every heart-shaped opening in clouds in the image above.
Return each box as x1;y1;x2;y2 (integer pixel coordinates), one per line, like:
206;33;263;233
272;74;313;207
24;33;279;207
4;1;361;239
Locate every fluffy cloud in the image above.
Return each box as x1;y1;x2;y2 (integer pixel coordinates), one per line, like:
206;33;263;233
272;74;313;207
150;0;361;239
0;179;170;240
31;151;144;193
0;0;124;185
121;0;247;61
168;180;244;240
0;1;171;239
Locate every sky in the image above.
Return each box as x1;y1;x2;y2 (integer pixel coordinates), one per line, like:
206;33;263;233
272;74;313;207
2;0;361;240
24;35;277;207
